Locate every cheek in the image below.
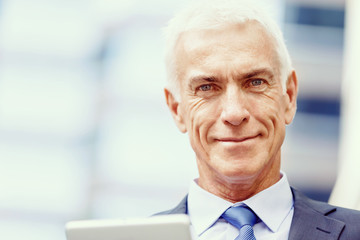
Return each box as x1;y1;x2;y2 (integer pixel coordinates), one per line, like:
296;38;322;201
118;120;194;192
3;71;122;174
187;98;217;125
186;100;219;145
251;95;286;134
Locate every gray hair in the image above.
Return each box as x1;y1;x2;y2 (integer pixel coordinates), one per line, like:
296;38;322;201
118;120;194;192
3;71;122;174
163;0;293;100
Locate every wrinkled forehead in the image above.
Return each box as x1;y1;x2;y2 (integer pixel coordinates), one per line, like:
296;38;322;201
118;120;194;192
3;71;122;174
173;21;281;79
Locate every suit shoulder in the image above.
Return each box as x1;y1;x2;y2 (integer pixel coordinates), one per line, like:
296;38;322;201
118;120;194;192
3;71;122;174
292;188;360;239
293;188;360;221
328;205;360;239
327;203;360;222
293;188;360;239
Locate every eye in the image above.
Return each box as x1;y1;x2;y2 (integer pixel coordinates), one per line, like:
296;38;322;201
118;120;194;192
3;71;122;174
250;79;264;86
198;84;213;91
194;83;221;98
244;78;268;92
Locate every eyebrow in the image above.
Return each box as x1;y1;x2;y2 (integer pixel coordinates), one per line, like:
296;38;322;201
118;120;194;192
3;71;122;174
243;68;275;80
188;75;217;88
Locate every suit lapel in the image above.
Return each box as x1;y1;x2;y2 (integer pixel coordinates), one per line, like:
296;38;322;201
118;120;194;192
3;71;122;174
289;189;345;240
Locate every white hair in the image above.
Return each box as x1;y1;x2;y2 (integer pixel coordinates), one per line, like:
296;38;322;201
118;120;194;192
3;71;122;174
163;0;293;100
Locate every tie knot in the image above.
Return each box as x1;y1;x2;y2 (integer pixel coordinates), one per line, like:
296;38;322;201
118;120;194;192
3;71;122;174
221;206;258;229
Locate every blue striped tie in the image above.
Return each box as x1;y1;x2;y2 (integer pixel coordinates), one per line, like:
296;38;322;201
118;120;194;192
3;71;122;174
222;206;257;240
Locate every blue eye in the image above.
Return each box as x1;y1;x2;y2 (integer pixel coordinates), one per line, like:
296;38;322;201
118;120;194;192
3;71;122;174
251;79;264;86
199;84;212;91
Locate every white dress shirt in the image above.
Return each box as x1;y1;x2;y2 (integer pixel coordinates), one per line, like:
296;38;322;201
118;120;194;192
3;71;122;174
187;172;294;240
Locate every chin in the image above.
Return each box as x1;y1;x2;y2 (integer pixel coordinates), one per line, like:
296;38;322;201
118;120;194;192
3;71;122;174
217;163;260;182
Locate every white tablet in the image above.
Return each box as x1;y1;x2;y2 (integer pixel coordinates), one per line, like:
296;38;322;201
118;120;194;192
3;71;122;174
65;214;193;240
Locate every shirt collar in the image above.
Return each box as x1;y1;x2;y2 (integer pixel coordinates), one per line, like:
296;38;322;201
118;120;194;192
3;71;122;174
187;172;294;235
188;179;233;236
243;172;294;232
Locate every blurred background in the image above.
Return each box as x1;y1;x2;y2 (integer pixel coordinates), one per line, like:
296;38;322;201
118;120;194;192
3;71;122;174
0;0;349;239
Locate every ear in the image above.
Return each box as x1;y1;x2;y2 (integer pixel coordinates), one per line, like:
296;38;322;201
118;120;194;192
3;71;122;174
284;70;298;125
164;88;187;133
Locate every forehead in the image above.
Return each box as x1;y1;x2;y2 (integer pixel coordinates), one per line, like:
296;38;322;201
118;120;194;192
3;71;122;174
174;22;280;82
180;22;269;50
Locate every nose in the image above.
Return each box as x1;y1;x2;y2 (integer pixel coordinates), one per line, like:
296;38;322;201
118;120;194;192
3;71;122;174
220;86;250;126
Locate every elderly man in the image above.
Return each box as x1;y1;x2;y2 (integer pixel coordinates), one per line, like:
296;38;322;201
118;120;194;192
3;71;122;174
157;0;360;239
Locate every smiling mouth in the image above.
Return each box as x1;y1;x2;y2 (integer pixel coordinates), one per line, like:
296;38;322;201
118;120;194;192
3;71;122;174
216;135;260;143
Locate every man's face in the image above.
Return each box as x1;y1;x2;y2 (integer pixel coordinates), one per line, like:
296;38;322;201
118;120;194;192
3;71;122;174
166;22;297;193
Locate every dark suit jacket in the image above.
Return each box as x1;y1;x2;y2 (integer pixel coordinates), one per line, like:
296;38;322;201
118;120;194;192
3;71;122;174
156;188;360;239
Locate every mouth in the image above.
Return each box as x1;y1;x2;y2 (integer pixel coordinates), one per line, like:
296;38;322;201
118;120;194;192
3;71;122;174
215;134;260;143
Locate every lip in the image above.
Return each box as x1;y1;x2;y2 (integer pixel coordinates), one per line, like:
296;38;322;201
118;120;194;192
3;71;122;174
215;135;260;143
